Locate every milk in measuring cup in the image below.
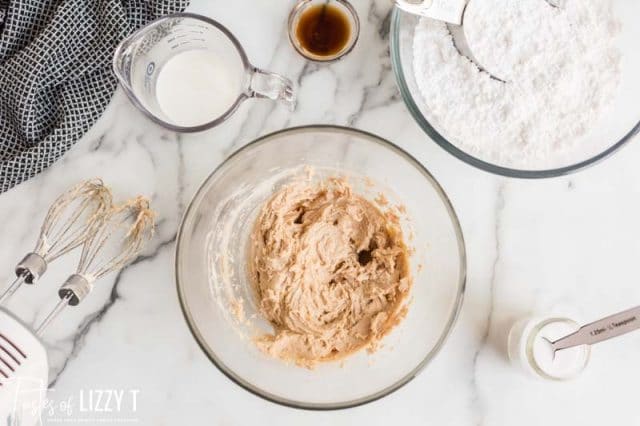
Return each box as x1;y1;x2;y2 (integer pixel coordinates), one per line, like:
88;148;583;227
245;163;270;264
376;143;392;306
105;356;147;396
155;50;241;127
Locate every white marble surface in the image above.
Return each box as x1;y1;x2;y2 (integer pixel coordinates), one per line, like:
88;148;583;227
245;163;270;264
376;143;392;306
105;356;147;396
2;0;640;424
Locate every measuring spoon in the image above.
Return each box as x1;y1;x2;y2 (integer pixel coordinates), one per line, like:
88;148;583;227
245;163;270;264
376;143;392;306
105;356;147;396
546;305;640;357
394;0;561;82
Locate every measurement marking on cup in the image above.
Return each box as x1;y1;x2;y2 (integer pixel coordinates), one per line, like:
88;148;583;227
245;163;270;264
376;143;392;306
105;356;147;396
167;34;188;42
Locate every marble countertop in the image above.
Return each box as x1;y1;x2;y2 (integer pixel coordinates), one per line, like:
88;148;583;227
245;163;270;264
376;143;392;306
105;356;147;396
2;0;640;424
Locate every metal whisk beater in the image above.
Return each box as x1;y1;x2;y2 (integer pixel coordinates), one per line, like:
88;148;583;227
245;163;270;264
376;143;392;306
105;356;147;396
0;179;112;305
36;196;155;336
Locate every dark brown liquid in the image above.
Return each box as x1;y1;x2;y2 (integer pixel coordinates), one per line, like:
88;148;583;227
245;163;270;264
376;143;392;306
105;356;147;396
295;4;351;57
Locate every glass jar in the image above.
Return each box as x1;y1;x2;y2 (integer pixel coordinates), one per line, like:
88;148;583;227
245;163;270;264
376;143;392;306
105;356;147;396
508;316;591;381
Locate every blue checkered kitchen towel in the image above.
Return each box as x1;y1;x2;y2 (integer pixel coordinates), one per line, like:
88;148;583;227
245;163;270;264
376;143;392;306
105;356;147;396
0;0;189;193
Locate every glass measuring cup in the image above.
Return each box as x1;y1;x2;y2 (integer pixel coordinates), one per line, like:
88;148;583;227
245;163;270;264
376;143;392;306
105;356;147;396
113;13;295;132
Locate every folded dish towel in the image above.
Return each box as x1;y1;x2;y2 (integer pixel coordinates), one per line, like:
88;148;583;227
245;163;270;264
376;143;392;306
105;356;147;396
0;0;189;193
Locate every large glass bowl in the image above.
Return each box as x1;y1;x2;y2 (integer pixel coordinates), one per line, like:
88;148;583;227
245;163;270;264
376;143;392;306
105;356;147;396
175;125;466;409
391;2;640;178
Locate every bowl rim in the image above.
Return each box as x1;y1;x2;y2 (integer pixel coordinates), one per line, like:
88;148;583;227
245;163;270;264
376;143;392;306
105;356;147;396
175;124;467;410
390;8;640;179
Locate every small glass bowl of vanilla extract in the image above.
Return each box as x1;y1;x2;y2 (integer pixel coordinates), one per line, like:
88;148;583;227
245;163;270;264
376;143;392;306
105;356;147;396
288;0;360;62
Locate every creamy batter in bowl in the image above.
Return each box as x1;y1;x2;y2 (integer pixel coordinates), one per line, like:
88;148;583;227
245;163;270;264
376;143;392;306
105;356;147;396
175;125;466;409
250;177;412;366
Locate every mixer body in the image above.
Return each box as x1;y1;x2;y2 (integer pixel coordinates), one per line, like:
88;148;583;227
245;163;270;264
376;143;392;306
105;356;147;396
0;308;48;425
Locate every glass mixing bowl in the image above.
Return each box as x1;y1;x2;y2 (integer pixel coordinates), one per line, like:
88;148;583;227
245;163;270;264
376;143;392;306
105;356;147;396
391;2;640;178
175;125;466;409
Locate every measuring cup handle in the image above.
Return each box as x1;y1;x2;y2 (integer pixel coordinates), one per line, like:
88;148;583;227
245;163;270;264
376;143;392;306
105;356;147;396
393;0;465;25
393;0;433;8
393;0;431;12
247;67;296;110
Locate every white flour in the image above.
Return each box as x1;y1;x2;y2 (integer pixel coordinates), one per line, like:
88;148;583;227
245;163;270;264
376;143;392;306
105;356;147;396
412;0;622;168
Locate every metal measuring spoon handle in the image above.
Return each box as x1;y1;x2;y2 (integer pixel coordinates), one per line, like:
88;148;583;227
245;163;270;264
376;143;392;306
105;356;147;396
393;0;506;81
393;0;466;24
395;0;562;83
549;306;640;354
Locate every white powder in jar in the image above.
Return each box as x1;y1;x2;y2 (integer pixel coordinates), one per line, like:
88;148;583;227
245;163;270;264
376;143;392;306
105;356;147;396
412;0;622;168
531;320;589;380
508;317;590;380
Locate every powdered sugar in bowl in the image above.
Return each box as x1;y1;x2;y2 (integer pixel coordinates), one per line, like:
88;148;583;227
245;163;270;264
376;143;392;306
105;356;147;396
391;0;640;177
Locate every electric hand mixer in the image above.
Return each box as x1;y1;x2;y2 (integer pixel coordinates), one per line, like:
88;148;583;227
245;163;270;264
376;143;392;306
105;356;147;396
0;182;154;425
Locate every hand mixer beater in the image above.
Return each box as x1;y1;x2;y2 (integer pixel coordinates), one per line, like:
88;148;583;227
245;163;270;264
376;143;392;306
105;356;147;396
0;179;112;305
36;196;155;335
